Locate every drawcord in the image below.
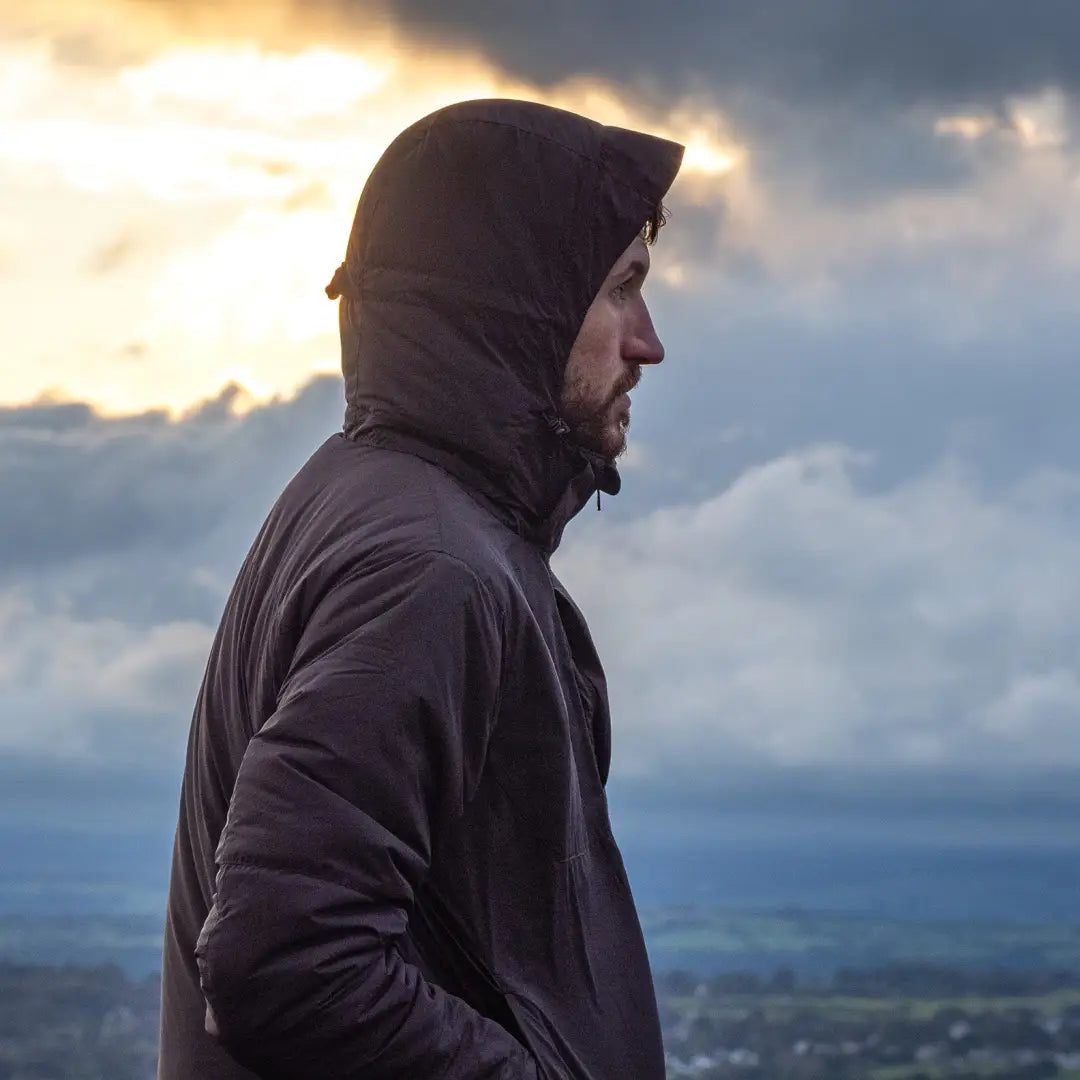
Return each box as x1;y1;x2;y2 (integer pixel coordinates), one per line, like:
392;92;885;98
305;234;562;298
544;413;571;437
543;411;604;513
325;262;360;300
331;286;607;514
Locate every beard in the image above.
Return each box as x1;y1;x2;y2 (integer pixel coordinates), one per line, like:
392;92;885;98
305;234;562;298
560;367;639;460
568;396;630;459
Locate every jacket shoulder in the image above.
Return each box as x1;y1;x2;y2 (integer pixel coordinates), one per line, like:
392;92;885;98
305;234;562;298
268;436;534;618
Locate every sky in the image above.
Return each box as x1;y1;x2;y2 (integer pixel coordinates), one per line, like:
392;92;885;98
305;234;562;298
4;1;1080;911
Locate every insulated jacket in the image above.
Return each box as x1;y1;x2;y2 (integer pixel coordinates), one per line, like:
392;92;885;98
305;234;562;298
158;98;683;1080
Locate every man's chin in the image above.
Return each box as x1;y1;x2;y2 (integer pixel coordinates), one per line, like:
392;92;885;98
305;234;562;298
596;429;628;461
568;415;628;460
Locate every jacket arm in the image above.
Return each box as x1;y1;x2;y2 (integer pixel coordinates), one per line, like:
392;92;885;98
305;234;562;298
195;553;534;1079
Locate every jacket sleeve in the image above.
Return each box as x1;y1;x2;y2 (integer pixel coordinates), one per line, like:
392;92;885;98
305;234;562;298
194;551;535;1080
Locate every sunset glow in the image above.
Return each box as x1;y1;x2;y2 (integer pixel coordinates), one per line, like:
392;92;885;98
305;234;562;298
1;16;742;417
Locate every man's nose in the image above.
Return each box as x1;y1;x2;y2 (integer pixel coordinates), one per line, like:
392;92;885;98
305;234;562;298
631;304;664;366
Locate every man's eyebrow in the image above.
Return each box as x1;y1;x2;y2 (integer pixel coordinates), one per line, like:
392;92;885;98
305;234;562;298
621;257;649;281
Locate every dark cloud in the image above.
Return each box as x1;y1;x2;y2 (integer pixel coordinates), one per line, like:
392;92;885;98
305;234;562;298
388;0;1080;109
730;96;980;206
0;377;342;579
20;0;1070;212
381;3;1078;205
606;291;1080;523
0;400;99;432
34;0;1080;113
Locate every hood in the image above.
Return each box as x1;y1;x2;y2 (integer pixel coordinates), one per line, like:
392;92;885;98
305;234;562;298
329;98;683;552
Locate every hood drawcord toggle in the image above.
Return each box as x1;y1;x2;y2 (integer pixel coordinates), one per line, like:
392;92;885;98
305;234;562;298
543;410;605;512
325;263;361;300
544;412;571;437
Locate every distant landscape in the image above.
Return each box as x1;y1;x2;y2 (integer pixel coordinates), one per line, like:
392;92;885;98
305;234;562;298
5;831;1080;1078
7;925;1080;1080
7;906;1080;983
642;909;1080;979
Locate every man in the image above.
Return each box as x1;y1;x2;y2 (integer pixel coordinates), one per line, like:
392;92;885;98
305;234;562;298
159;98;683;1080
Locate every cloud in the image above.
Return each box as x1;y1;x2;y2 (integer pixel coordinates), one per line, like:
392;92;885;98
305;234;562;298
0;373;1077;842
0;377;343;618
84;229;144;275
555;444;1080;785
0;590;211;763
0;378;346;827
2;0;392;70
384;1;1080;110
0;5;739;415
20;0;1080;116
16;0;1080;139
0;376;343;633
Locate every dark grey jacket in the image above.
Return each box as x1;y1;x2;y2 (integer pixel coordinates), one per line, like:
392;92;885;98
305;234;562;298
158;98;683;1080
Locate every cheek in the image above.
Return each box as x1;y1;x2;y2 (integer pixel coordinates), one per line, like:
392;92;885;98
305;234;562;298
565;323;609;383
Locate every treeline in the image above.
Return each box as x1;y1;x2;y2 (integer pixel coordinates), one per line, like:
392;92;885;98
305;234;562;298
5;958;1080;1080
0;961;159;1080
656;962;1080;999
656;963;1080;1080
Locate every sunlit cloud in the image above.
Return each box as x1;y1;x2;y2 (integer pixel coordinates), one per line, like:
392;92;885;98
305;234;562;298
7;0;1080;425
1008;88;1069;149
934;114;997;140
935;89;1069;150
0;14;742;417
682;139;742;176
119;46;393;121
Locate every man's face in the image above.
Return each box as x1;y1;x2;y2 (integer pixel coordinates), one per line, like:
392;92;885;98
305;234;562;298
560;234;665;460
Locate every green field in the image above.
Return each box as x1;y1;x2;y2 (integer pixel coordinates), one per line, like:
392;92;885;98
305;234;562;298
641;907;1080;975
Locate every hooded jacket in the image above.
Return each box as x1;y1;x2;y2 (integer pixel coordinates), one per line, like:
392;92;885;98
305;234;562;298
158;98;683;1080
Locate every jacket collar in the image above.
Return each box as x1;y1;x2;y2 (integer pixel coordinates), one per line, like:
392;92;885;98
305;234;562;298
347;419;620;556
